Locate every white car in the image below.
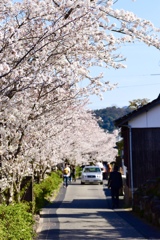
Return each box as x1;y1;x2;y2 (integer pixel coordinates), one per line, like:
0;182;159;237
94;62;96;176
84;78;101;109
81;166;103;185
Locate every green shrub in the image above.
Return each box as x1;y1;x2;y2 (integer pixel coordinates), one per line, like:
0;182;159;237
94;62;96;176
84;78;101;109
33;171;62;213
0;203;34;240
0;171;63;238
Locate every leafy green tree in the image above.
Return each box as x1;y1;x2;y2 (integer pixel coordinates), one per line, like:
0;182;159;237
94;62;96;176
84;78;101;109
94;106;132;132
129;98;150;110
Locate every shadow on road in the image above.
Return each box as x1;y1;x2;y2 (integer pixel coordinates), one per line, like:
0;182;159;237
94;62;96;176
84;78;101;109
36;182;160;240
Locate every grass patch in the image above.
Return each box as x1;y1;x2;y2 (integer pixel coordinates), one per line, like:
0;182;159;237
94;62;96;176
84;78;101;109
33;171;63;213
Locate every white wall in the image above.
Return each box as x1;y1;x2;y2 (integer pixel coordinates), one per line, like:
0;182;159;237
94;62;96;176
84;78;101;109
129;104;160;128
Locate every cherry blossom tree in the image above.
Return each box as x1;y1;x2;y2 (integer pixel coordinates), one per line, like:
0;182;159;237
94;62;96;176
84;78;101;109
0;0;160;203
1;97;119;202
1;0;159;102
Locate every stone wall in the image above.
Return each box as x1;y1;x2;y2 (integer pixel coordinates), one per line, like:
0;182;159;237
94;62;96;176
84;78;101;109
133;178;160;228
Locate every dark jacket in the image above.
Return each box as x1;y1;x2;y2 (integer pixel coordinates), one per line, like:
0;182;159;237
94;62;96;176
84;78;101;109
108;171;123;189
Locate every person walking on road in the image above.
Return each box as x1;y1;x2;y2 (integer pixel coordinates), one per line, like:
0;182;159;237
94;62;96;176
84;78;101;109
63;163;70;188
70;165;76;182
108;165;123;208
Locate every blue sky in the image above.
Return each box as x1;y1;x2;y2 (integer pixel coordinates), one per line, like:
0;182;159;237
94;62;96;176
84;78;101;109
87;0;160;110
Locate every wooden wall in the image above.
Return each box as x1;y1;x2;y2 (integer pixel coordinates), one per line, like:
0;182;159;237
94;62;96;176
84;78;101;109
131;128;160;188
121;127;160;189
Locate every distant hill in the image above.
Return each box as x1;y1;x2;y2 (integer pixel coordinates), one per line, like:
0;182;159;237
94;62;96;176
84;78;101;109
93;106;132;133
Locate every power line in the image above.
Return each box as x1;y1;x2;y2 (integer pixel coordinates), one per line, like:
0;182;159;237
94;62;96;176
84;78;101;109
106;73;160;78
117;82;160;88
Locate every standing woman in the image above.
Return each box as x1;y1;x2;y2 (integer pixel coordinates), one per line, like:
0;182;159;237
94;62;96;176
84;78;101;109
63;164;70;188
108;165;123;208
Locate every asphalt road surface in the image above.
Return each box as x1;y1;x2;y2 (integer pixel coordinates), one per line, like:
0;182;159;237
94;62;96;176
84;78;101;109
36;179;160;240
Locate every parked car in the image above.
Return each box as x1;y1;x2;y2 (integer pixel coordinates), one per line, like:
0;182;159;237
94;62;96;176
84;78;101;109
81;166;103;185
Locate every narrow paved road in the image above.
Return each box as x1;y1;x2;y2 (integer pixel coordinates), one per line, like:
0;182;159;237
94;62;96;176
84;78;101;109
36;179;160;240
